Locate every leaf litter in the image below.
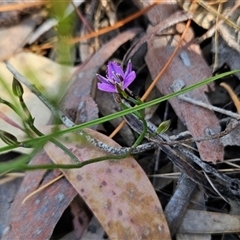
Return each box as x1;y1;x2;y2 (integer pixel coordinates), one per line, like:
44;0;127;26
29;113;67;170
1;0;240;239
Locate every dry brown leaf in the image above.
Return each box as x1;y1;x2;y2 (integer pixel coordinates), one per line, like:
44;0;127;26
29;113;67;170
137;1;223;162
2;151;77;240
0;174;22;238
44;127;171;240
146;41;223;163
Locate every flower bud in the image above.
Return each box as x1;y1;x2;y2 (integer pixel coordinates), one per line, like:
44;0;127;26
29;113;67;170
0;130;20;146
156;120;171;134
12;78;24;98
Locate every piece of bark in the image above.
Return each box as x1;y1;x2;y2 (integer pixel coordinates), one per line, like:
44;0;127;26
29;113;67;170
176;179;210;240
164;174;197;237
178;209;240;234
0;176;22;238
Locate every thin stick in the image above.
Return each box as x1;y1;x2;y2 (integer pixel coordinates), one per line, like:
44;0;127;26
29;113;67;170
220;82;240;114
178;94;240;120
22;174;64;204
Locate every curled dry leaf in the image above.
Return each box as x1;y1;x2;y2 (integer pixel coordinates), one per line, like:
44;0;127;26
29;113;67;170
178;0;240;62
44;126;171;240
177;0;226;29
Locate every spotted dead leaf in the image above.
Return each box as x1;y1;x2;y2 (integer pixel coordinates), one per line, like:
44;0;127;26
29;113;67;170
44;127;171;240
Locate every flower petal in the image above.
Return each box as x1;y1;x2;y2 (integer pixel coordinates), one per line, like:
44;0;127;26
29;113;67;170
97;83;116;92
96;74;109;84
107;62;124;79
123;71;136;89
124;60;132;77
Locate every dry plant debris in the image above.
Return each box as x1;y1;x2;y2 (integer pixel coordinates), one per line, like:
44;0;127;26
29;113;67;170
1;0;240;239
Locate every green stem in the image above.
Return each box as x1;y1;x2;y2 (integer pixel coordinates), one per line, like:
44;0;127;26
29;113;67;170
31;124;80;163
119;95;147;148
9;153;131;172
132;116;147;148
19;96;80;163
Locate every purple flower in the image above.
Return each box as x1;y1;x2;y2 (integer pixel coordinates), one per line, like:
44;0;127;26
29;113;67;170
96;61;136;93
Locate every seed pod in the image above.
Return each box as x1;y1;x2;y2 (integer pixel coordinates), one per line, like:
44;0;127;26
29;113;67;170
0;130;20;146
12;77;24;98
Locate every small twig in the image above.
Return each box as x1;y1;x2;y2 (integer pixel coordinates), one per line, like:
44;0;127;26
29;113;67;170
203;171;229;203
169;131;191;141
164;119;240;145
122;96;239;146
178;94;240;120
220;82;240;114
22;174;64;204
170;78;240;119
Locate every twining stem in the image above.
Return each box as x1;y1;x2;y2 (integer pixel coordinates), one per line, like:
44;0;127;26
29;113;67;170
117;92;148;148
13;154;132;171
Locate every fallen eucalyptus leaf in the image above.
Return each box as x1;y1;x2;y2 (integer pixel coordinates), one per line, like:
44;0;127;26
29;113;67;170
44;126;171;240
